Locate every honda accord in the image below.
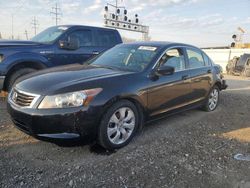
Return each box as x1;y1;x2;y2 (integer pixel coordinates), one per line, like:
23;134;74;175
7;42;227;150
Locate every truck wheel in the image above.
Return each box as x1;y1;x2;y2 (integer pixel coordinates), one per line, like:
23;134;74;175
98;100;139;150
6;68;36;92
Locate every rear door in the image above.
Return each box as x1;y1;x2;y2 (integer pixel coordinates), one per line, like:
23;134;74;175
93;29;122;55
147;47;193;116
54;29;96;65
185;48;213;101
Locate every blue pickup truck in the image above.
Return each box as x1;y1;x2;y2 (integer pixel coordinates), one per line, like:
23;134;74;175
0;25;122;91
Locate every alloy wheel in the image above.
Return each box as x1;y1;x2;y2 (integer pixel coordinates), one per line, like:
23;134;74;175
208;88;219;111
107;107;135;145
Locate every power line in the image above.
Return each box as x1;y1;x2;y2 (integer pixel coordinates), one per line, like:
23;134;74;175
10;0;26;39
12;0;26;15
31;16;39;35
14;0;54;37
2;0;54;39
50;3;62;26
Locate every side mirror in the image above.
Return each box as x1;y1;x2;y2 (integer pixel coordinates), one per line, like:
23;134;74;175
59;40;68;49
156;66;175;76
59;37;79;50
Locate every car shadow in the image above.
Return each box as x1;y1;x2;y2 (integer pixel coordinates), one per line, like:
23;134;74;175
37;136;116;155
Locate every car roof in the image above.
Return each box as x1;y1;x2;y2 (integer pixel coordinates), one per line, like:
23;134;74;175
119;41;199;49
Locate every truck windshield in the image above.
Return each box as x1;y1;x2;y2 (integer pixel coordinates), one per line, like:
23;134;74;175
31;26;69;43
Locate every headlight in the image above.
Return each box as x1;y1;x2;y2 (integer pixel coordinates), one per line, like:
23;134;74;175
0;54;4;63
38;88;102;109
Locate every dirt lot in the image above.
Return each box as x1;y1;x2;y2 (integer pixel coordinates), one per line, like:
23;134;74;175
0;75;250;188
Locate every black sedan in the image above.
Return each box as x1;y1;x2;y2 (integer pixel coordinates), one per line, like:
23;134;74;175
7;42;227;150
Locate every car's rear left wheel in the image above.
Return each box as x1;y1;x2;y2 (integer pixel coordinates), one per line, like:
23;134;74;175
98;100;139;150
202;86;220;112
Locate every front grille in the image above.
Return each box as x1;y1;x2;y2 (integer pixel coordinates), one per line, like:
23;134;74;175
10;89;39;108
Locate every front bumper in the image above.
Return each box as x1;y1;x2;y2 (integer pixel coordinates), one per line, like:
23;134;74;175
7;102;100;139
0;76;5;90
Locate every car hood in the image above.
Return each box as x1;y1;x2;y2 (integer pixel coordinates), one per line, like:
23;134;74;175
0;40;42;48
15;64;132;95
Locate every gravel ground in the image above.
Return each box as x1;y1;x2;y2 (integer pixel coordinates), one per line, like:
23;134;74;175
1;75;250;188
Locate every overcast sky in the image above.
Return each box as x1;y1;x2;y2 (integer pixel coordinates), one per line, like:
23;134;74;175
0;0;249;47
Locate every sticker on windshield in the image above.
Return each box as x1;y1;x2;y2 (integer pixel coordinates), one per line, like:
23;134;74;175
138;46;157;51
58;26;68;31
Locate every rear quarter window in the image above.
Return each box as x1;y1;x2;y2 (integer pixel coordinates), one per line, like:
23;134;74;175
186;48;205;69
97;30;118;46
202;53;212;66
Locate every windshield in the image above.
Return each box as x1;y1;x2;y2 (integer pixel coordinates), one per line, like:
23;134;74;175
90;45;158;72
31;26;69;43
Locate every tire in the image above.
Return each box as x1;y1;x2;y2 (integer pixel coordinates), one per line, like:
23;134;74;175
6;68;36;92
98;100;139;150
202;86;220;112
246;70;250;77
241;69;250;77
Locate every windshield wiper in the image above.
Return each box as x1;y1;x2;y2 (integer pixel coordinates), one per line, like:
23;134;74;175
91;64;136;72
91;64;116;70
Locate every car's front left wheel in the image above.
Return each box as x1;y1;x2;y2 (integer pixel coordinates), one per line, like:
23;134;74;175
98;100;139;150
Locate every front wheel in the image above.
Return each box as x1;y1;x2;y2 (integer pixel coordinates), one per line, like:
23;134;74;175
98;100;139;150
6;68;36;92
202;86;220;112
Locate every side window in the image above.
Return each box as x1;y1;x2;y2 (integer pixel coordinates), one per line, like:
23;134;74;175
158;48;185;72
187;49;205;69
68;30;93;47
202;53;211;66
97;30;117;46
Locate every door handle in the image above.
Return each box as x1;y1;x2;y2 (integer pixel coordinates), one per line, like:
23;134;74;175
182;75;189;80
207;69;212;73
92;51;99;55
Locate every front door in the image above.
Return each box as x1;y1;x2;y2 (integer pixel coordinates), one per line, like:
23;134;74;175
54;29;100;66
147;48;193;116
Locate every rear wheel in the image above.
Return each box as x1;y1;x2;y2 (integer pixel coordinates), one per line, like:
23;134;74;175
202;86;220;112
98;100;139;150
6;68;36;92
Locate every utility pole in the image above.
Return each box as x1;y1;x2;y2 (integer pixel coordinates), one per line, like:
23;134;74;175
0;32;2;39
31;16;39;36
24;30;28;40
50;3;62;25
11;14;14;39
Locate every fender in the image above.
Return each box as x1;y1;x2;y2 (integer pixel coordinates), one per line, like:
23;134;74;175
4;52;53;73
100;92;148;131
